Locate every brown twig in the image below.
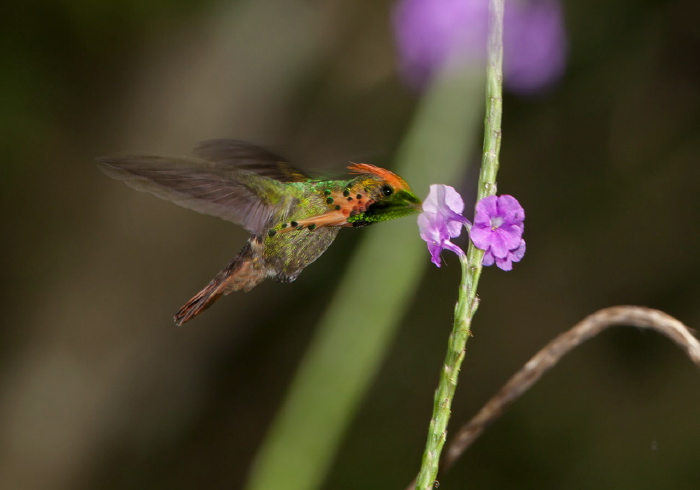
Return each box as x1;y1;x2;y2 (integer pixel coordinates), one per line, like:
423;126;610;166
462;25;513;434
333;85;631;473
444;305;700;470
406;306;700;489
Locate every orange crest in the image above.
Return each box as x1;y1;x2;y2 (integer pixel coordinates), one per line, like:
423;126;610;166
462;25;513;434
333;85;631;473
347;163;409;191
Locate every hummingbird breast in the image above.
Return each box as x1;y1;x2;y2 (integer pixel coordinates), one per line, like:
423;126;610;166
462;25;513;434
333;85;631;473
261;188;340;282
257;179;377;282
263;226;340;282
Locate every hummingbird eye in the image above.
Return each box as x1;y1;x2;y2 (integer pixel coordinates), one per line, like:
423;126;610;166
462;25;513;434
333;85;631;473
381;185;394;197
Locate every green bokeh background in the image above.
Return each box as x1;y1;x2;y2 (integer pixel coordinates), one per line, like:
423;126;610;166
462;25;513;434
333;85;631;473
2;1;699;489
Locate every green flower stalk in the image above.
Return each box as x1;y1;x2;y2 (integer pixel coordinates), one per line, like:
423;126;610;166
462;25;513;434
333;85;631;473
414;0;505;487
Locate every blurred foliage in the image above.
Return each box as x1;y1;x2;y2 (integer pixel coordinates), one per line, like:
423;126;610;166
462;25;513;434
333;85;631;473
1;0;700;489
1;0;204;187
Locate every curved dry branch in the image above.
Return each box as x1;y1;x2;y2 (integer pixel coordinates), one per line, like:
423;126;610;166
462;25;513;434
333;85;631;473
441;305;700;472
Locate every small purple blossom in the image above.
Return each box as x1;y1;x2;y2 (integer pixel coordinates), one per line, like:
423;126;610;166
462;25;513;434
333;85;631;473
393;0;489;88
417;184;471;267
503;0;567;94
470;195;525;271
393;0;567;94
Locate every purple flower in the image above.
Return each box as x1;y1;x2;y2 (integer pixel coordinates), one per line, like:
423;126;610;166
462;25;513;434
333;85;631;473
393;0;567;94
503;0;567;94
470;195;525;271
393;0;489;88
418;184;471;267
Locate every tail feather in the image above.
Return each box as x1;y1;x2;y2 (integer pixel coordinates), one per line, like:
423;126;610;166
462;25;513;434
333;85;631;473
174;240;265;325
173;279;225;326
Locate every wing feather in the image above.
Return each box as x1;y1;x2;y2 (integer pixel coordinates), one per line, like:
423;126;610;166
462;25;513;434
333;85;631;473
97;154;292;235
193;139;310;182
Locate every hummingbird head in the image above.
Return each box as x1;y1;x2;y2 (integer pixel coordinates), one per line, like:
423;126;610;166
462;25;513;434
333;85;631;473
346;163;422;225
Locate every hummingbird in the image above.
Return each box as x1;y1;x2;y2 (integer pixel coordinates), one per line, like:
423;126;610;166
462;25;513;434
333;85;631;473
98;139;422;325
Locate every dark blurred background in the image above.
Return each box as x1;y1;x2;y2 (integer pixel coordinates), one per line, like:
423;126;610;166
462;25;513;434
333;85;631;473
2;0;700;489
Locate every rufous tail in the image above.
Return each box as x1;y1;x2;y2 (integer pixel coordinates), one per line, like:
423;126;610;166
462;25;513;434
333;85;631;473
174;241;265;325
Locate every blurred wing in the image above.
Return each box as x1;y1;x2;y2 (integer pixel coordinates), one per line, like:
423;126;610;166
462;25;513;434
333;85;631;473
97;154;291;235
194;139;310;182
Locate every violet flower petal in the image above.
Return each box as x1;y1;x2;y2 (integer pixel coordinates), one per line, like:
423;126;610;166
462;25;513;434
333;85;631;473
417;184;470;267
393;0;567;94
497;194;525;224
471;194;526;269
468;225;493;251
503;0;568;95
